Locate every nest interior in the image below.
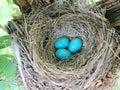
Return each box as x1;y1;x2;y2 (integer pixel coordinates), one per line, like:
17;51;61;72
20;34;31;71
6;1;120;90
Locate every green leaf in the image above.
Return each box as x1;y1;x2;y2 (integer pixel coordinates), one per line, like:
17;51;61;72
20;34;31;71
112;85;120;90
0;54;16;78
0;0;13;26
10;85;24;90
0;28;8;36
0;47;14;55
0;0;22;27
7;0;13;4
8;77;25;90
9;4;22;19
0;79;24;90
0;81;10;90
0;76;25;90
0;73;6;81
0;36;11;49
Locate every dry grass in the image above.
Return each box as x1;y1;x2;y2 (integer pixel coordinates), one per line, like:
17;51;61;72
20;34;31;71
6;1;120;90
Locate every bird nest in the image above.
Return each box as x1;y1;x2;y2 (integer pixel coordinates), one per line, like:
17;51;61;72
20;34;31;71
6;1;120;90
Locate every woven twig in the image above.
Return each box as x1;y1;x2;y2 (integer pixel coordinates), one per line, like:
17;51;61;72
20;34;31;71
6;1;120;90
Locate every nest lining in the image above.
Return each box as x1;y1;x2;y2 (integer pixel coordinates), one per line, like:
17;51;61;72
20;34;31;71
6;2;120;90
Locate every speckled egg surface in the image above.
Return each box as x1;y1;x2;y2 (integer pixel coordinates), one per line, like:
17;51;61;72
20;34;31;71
54;37;69;49
68;38;82;53
55;49;71;60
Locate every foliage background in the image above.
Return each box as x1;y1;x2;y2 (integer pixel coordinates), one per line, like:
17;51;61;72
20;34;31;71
0;28;24;90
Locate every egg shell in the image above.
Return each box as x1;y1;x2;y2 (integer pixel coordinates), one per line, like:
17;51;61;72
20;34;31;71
55;49;71;60
68;38;82;53
54;37;69;49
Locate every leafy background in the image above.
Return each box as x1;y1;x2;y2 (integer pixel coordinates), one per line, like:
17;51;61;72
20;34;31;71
0;28;24;90
0;0;23;89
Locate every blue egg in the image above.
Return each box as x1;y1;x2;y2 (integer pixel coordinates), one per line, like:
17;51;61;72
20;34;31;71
54;37;69;49
55;49;71;60
68;38;82;53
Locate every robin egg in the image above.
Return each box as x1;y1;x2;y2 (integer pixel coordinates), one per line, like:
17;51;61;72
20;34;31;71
55;49;71;60
54;37;69;49
68;38;82;53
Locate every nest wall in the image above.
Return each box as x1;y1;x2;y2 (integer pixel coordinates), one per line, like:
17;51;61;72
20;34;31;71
6;2;120;90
